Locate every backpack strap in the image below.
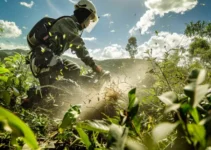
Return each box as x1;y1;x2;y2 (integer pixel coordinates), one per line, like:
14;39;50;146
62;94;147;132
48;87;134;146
41;16;74;44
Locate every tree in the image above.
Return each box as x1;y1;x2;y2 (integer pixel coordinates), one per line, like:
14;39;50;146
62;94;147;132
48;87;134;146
125;36;138;59
184;21;211;38
184;21;211;67
0;25;3;37
188;37;211;65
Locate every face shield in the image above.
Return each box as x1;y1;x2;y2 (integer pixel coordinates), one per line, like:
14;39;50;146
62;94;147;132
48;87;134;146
84;12;99;33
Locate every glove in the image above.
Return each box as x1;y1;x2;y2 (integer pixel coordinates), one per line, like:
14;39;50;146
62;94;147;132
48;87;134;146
93;65;103;74
92;65;111;80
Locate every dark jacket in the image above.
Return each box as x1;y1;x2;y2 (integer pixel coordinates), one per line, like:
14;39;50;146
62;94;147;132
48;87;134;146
46;15;97;69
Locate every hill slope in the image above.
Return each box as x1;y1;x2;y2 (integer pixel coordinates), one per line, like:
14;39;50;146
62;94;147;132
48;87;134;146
0;50;153;119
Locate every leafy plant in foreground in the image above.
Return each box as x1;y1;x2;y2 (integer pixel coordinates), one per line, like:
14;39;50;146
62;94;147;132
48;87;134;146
153;69;211;150
0;106;38;149
0;53;37;107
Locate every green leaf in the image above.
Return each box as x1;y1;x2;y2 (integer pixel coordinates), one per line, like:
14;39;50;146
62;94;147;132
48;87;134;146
0;27;3;32
194;84;209;108
59;105;81;129
0;67;10;74
190;108;200;123
14;78;20;86
152;122;179;143
4;57;12;62
158;91;177;105
128;88;136;110
181;103;192;114
0;106;39;149
128;98;140;121
107;124;128;150
2;91;10;105
79;120;109;133
125;138;146;150
12;87;20;96
184;83;195;98
197;69;206;85
132;116;142;134
165;103;181;113
199;116;211;125
187;124;206;147
0;76;8;82
76;127;91;149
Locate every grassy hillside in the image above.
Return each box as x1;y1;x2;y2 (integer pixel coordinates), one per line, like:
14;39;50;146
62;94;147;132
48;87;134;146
1;46;210;150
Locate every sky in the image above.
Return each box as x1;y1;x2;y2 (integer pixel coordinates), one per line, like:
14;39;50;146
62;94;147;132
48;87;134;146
0;0;210;59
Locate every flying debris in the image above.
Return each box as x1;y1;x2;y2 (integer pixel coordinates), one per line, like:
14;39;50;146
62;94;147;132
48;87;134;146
147;69;155;74
155;30;159;36
139;29;142;34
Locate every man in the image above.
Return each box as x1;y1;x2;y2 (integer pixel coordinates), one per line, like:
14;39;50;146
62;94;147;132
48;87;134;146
26;0;105;88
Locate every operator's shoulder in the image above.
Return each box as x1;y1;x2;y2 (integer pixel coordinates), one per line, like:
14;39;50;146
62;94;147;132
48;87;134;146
51;16;79;34
58;16;78;28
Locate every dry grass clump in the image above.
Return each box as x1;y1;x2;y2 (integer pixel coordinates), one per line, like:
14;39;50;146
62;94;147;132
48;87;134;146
104;87;121;101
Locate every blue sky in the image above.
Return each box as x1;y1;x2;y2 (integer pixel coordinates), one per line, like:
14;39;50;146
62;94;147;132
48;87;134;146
0;0;210;59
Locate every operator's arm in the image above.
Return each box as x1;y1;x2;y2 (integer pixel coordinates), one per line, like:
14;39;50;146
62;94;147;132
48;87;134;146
48;17;101;72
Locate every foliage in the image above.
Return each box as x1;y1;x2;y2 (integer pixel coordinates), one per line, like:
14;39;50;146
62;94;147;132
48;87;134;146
125;36;138;59
184;21;211;66
0;53;37;107
0;106;39;149
188;37;211;65
2;20;211;149
0;26;3;34
154;69;211;149
60;105;81;129
185;21;211;38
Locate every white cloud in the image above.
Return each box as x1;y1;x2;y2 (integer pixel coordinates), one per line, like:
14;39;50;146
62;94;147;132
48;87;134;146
0;20;22;38
109;21;114;28
0;42;29;50
101;44;129;59
102;13;111;17
86;44;129;59
110;21;114;24
145;0;198;15
22;26;27;29
110;30;115;33
64;44;129;60
129;10;157;35
82;37;97;41
130;0;198;35
65;32;192;60
69;0;78;4
20;1;34;8
136;31;192;59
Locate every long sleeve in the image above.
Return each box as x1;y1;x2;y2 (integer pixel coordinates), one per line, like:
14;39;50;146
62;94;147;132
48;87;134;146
47;17;97;69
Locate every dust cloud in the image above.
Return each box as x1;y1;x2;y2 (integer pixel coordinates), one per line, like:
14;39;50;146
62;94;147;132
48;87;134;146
53;59;153;120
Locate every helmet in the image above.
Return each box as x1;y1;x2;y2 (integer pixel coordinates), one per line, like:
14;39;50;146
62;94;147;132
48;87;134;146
74;0;98;32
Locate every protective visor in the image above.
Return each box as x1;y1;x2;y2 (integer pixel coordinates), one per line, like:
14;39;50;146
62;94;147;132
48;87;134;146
85;12;99;33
